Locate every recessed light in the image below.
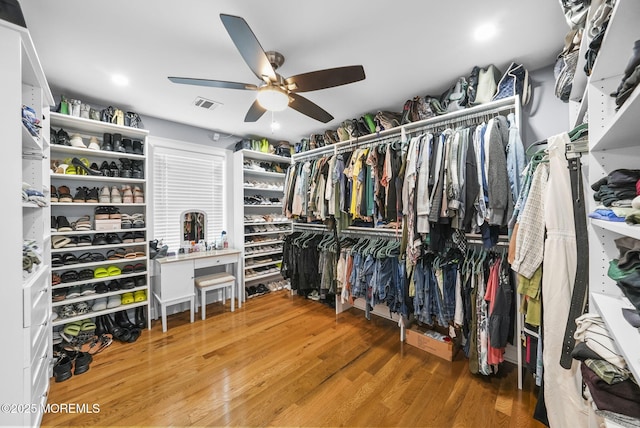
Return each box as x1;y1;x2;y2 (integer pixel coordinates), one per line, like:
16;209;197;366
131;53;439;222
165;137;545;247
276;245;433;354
111;74;129;86
474;23;497;42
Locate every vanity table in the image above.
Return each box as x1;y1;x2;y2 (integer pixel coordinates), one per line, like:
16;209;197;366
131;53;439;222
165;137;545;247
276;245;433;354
151;248;242;332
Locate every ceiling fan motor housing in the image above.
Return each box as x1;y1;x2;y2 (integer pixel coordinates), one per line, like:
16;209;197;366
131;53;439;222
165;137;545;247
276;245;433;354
266;51;285;70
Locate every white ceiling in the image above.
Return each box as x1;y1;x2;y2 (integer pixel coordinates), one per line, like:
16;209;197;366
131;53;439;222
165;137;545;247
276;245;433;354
20;1;569;148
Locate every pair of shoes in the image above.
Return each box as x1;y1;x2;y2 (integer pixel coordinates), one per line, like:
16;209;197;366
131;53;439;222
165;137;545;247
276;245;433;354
72;187;99;203
53;350;93;382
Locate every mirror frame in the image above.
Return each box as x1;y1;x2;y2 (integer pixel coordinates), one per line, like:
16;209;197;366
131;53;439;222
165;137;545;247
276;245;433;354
181;210;206;247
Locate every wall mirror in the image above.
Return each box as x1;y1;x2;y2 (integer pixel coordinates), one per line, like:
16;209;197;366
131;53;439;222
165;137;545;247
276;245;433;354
181;210;206;247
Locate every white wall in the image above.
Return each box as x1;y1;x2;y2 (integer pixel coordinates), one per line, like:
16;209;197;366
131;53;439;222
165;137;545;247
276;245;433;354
521;64;570;146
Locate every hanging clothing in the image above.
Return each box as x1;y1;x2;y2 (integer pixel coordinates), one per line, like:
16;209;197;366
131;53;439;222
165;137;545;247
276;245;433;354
541;132;588;428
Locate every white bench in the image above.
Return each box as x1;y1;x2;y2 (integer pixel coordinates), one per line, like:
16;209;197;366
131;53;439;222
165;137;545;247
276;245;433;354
194;272;236;320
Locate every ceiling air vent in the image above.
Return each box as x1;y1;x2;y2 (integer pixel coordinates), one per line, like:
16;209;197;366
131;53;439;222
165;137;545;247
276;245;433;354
193;96;222;111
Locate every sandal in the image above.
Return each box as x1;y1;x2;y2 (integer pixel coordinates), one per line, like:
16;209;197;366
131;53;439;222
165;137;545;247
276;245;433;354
63;322;81;337
121;292;134;305
52;236;71;249
62;253;79;265
133;263;146;273
93;267;109;278
134;290;147;302
107;248;126;260
107;266;122;276
75;302;90;315
60;270;79;283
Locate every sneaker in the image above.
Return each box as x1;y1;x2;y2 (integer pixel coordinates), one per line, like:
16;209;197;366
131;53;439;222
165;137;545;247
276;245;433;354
99;186;111;203
133;186;144;203
69;134;86;148
73;187;87;203
111;186;122;203
121;185;133;203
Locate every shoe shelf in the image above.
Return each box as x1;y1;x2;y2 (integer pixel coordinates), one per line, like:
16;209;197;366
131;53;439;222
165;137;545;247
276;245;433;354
244;239;283;248
52;284;148;308
244;204;284;208
243;169;287;179
51;256;147;272
244;270;283;282
244;230;289;238
51;227;147;236
244;249;283;259
234;148;292;299
51;174;146;185
51;270;147;290
50;112;148;138
49;109;151;338
51;300;148;328
50;144;145;160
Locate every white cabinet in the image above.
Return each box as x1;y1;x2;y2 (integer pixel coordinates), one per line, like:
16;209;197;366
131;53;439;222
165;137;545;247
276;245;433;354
233;149;292;298
579;0;640;387
0;18;54;428
48;113;151;331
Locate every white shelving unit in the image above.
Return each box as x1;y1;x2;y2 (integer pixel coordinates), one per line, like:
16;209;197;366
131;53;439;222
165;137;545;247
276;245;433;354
0;17;55;428
233;149;292;299
49;112;151;331
573;0;640;404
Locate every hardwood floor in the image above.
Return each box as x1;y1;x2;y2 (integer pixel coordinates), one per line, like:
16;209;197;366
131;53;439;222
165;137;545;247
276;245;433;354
42;291;545;427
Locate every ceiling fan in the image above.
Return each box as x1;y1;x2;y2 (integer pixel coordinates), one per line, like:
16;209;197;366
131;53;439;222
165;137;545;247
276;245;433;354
168;13;365;124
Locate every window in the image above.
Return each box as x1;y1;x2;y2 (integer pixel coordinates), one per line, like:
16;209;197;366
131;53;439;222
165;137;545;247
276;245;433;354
150;139;226;252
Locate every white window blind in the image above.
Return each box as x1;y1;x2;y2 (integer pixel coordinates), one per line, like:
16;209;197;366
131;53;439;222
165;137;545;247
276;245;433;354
152;147;225;252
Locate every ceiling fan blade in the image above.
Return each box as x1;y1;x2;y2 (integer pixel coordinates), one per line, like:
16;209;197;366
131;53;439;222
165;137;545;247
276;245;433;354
288;93;334;123
285;65;365;92
244;99;267;122
168;77;258;90
220;14;276;83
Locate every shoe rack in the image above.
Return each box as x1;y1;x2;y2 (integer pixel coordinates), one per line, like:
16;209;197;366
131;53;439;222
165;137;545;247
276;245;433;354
48;112;151;342
0;18;55;427
233;149;292;300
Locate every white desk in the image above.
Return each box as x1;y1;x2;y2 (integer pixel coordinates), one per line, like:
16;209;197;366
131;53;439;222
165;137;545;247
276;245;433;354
152;249;243;331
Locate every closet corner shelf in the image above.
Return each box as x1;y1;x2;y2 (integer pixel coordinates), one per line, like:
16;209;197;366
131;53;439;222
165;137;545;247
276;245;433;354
50;112;149;137
240;149;292;163
591;292;640;382
22;124;42;152
590;219;640;240
590;83;640;152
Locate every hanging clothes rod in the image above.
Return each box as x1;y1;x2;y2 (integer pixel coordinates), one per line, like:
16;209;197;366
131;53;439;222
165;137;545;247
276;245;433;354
340;226;400;239
292;96;518;163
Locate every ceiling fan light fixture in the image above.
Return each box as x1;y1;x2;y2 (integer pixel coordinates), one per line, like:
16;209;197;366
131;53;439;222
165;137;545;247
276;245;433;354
256;86;289;111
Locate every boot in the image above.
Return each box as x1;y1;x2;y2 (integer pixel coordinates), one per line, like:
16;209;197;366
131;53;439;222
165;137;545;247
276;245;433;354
135;306;147;329
95;316;107;336
115;310;135;329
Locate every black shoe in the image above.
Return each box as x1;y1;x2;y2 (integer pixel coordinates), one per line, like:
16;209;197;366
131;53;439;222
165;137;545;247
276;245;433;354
85;187;99;203
73;352;92;375
122;138;133;154
119;158;132;178
57;128;70;146
131;160;144;179
113;133;125;152
109;161;120;177
95;316;107;336
115;310;135;329
133;140;143;155
100;161;110;176
73;186;87;202
102;133;113;151
135;306;147;329
53;355;73;382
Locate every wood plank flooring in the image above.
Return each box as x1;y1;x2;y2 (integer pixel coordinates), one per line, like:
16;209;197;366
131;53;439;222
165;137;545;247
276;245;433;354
42;291;545;428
